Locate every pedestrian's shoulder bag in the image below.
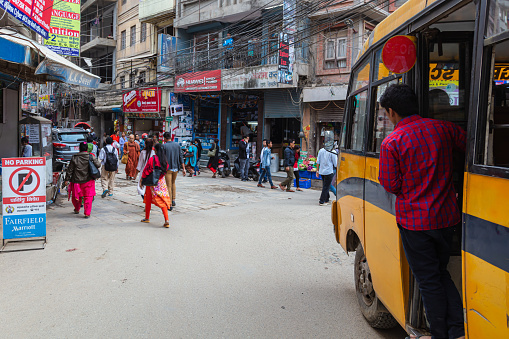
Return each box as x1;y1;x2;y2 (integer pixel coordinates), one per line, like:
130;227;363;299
207;144;216;157
88;154;101;180
141;156;163;187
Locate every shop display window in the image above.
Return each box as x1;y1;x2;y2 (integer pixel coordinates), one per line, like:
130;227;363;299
231;101;258;149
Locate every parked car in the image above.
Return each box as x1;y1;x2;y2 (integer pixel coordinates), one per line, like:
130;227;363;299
52;128;89;170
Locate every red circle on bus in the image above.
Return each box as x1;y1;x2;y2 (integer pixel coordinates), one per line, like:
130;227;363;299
382;35;417;74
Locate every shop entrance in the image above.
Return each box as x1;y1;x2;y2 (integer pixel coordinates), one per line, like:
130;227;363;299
194;96;220;149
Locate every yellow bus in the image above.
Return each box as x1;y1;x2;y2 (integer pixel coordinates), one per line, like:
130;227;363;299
331;0;509;337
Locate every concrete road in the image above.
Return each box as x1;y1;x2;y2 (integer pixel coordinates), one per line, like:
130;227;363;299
0;169;406;338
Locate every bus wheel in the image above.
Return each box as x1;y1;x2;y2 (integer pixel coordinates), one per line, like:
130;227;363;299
354;244;398;329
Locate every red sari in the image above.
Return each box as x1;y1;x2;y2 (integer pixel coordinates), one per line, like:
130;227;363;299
124;141;140;178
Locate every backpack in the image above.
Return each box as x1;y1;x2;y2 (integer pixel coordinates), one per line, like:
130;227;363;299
104;146;118;172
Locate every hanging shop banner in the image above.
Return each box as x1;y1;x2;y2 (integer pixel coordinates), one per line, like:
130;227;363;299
277;33;293;85
44;0;81;56
123;87;162;113
175;70;221;92
158;34;176;73
2;157;46;239
0;0;53;39
222;65;279;90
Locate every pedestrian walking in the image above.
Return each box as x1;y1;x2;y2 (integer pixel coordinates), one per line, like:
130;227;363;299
194;139;202;175
207;138;220;178
124;134;140;180
259;139;268;183
119;132;127;158
316;142;337;205
184;142;198;177
135;138;155;181
279;139;296;192
21;136;32;157
239;135;250;181
99;136;119;198
140;143;172;228
257;140;277;189
293;145;303;191
111;130;120;143
64;142;101;218
162;132;186;209
378;84;466;339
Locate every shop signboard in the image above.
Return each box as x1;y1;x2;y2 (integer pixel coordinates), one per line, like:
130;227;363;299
0;0;53;39
158;34;176;73
123;87;162;113
175;70;221;92
277;33;293;85
2;157;46;239
222;65;279;90
44;0;81;56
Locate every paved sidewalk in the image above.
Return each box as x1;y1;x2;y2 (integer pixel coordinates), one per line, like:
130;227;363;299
94;164;322;215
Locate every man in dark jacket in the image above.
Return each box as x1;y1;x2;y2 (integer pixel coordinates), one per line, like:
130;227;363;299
238;135;250;181
279;139;295;192
163;132;186;208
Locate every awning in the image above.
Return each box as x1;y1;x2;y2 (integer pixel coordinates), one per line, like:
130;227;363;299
117;52;156;63
0;29;101;88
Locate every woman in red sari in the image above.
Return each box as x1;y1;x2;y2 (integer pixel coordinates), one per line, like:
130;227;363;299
140;143;172;228
123;134;140;180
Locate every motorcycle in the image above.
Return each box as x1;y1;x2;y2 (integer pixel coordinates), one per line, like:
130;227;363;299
217;149;231;178
232;157;260;181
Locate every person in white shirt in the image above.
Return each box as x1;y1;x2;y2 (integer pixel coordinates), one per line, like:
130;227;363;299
21;137;32;157
316;141;338;206
98;137;119;198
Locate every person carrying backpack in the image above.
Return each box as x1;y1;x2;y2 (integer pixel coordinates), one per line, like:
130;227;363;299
98;136;119;198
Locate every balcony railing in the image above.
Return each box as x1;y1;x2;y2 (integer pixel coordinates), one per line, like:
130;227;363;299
174;38;308;74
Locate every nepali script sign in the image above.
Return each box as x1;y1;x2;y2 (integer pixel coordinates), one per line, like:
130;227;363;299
0;0;53;39
2;157;46;239
44;0;81;56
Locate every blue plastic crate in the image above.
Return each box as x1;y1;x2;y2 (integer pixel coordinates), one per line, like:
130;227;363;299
299;170;311;179
294;178;311;189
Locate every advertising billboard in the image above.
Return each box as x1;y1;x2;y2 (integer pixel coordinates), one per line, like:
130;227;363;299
44;0;81;56
123;87;162;113
174;70;221;92
0;0;53;38
158;34;176;73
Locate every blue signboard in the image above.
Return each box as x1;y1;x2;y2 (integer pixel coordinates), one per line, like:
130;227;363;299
158;34;176;73
2;214;46;239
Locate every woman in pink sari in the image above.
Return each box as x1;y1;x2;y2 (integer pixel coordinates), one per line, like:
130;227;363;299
64;142;101;218
140;143;172;227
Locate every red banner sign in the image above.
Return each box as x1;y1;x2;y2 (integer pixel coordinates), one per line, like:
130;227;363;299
123;87;162;113
175;70;221;92
0;0;54;38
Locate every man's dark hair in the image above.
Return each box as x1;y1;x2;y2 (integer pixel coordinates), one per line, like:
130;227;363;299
289;139;295;144
21;136;29;144
106;136;113;145
379;84;419;117
163;132;171;140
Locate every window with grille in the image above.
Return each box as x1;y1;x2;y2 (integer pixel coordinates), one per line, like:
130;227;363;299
120;76;125;89
130;25;136;46
141;23;147;43
139;71;146;84
130;74;135;88
121;30;126;50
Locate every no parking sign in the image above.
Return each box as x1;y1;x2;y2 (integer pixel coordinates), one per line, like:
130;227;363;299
2;158;46;239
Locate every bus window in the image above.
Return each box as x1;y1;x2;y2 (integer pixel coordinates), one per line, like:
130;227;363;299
428;42;468;124
487;0;509;37
372;80;399;153
350;91;368;151
374;48;395;81
477;40;509;168
352;59;371;91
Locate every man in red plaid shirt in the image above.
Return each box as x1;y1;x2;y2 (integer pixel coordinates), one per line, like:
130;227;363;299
378;84;466;339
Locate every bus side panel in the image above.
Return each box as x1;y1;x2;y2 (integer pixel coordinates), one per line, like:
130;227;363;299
336;152;365;253
364;156;408;328
464;173;509;338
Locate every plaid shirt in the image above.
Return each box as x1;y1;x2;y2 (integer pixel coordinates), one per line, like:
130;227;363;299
378;115;466;231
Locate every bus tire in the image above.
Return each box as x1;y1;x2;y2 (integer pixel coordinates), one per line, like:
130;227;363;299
354;244;398;329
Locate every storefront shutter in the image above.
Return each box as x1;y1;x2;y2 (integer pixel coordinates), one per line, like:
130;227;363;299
314;101;345;122
264;90;301;118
